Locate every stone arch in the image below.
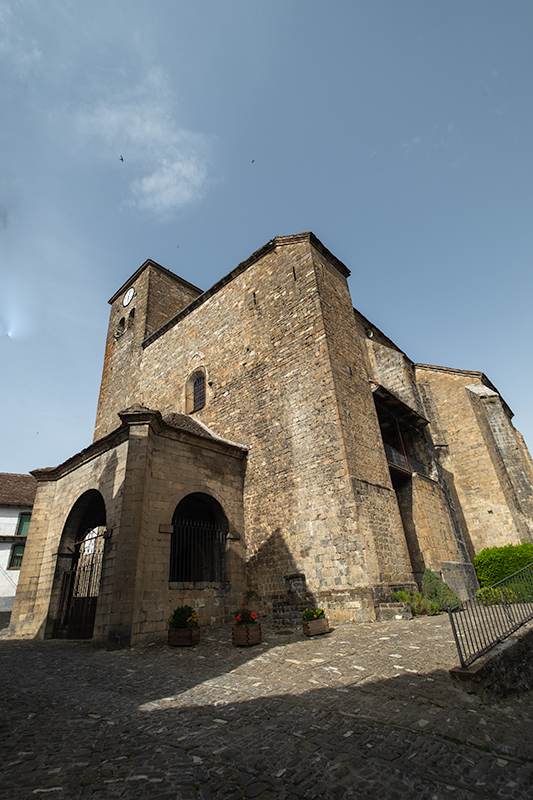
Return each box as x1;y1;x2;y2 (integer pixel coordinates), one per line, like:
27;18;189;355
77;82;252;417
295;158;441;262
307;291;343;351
169;493;228;583
59;489;107;551
47;490;107;639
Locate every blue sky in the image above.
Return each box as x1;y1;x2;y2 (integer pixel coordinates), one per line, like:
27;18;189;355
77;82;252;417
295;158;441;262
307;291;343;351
1;0;532;473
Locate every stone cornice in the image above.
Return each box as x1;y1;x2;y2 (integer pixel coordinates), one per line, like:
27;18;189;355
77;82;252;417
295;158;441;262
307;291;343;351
31;425;130;482
31;407;247;482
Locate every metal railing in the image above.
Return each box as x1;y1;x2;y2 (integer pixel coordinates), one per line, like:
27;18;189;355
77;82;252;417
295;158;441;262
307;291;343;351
169;518;227;583
448;561;533;668
383;443;427;475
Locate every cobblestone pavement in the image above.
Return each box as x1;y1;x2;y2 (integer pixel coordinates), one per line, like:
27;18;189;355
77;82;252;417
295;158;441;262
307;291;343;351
1;616;533;800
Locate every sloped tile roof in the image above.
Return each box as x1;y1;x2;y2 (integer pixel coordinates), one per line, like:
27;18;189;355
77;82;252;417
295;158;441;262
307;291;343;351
0;473;37;506
162;413;247;450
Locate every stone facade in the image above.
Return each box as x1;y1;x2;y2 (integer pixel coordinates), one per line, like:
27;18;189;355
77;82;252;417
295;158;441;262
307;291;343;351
10;410;246;646
416;365;533;555
9;232;533;645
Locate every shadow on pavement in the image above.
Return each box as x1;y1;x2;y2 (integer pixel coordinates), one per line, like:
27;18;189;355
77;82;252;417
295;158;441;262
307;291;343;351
1;624;533;799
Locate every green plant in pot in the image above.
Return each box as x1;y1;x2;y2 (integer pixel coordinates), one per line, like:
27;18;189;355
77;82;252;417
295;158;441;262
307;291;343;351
302;607;330;636
167;605;200;646
232;604;261;646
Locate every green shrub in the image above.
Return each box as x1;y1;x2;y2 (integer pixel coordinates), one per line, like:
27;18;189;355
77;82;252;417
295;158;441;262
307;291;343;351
474;543;533;587
507;581;533;602
411;592;426;615
421;568;461;610
391;589;412;603
477;582;533;606
428;599;442;615
390;573;462;616
477;587;503;606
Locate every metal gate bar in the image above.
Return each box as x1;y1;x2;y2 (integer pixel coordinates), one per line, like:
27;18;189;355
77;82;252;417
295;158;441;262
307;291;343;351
169;518;226;582
448;561;533;668
54;530;105;640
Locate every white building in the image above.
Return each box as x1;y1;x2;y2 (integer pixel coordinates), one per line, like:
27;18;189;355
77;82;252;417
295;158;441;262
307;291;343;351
0;473;37;611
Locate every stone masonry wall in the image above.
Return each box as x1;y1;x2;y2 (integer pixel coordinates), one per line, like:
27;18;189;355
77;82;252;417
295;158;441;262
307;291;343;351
516;429;533;487
95;269;151;440
356;314;426;420
127;428;246;644
145;265;202;339
415;366;530;554
9;438;129;639
8;480;57;637
9;416;246;645
312;249;415;593
352;309;473;589
470;391;533;541
94;235;417;621
95;264;202;441
411;473;469;573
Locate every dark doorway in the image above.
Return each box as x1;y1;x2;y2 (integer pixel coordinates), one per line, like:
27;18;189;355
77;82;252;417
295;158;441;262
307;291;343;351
390;469;425;583
53;491;106;639
170;493;228;583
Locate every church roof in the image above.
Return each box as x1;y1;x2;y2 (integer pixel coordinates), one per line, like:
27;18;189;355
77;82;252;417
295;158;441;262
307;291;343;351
162;412;247;450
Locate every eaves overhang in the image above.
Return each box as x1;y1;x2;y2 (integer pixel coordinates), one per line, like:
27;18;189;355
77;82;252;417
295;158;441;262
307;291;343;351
370;383;429;430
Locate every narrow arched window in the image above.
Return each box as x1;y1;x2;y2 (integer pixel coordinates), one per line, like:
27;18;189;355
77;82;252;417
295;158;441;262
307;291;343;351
193;372;205;411
186;369;206;413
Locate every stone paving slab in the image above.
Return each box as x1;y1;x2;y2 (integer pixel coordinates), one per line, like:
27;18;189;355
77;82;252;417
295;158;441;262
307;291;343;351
1;616;533;799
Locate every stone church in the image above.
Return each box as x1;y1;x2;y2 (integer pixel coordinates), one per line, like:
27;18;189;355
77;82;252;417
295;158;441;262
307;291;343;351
10;232;533;646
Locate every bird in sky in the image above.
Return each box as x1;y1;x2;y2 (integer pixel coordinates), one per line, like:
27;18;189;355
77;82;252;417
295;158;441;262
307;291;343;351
119;155;124;162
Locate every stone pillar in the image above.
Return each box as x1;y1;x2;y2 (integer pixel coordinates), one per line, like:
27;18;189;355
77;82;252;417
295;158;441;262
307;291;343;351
104;407;157;647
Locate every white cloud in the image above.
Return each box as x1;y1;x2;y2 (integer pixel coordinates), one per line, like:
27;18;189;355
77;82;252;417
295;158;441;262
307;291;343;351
75;67;213;218
129;154;208;216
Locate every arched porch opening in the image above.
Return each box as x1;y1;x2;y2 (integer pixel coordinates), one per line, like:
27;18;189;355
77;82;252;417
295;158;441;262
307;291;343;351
49;490;107;639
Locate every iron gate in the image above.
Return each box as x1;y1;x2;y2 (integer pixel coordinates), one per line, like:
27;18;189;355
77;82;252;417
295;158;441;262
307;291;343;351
54;529;104;639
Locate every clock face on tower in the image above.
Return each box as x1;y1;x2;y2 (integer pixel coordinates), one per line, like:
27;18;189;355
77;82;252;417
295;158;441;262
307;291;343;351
122;288;135;307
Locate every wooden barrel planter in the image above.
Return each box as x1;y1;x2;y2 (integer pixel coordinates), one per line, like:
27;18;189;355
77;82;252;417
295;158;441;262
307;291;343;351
302;618;330;637
168;628;200;647
232;624;262;646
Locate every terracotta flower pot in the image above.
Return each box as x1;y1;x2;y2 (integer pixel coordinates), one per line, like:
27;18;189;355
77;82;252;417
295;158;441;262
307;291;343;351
302;618;330;636
232;623;262;646
168;627;200;646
